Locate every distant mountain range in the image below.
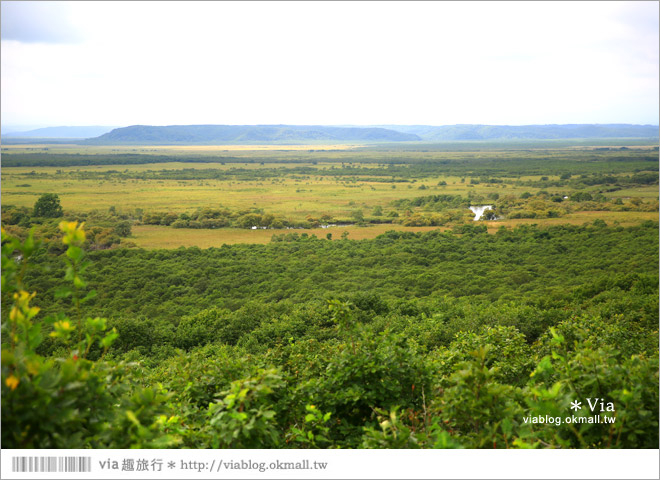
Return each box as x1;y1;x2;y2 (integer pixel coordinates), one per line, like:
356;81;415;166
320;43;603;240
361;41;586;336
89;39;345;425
83;125;421;144
376;124;660;141
3;123;658;144
4;126;117;138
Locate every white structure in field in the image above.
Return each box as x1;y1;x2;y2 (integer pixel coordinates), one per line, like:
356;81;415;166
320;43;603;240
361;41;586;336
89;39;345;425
469;205;493;221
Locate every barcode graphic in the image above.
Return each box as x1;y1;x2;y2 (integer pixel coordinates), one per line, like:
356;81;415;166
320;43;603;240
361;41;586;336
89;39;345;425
11;456;92;473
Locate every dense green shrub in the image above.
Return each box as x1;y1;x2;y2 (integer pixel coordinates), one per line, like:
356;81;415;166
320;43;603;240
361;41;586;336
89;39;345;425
301;317;433;446
1;224;177;448
203;368;286;448
435;326;535;387
1;220;657;449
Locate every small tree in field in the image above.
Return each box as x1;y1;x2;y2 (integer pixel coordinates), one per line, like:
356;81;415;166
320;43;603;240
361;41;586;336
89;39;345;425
32;193;63;218
114;221;132;237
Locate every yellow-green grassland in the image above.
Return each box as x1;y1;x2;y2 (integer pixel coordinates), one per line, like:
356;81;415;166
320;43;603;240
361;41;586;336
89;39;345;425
2;143;657;248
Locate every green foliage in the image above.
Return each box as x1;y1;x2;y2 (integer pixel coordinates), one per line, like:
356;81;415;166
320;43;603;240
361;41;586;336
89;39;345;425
438;347;525;448
145;206;301;230
114;220;132;237
361;407;424;448
534;313;657;360
150;342;253;447
204;369;284;448
32;193;63;218
526;328;658;448
1;212;658;449
100;386;180;448
1;226;176;448
1;143;658;452
436;326;534;386
2;204;132;250
19;223;658;332
302;316;433;446
286;404;333;448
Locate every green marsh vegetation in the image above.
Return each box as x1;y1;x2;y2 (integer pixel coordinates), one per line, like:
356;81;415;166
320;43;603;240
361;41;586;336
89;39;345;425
1;144;658;448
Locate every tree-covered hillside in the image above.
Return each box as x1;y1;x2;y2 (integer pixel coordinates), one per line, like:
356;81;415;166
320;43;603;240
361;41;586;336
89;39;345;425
2;221;657;449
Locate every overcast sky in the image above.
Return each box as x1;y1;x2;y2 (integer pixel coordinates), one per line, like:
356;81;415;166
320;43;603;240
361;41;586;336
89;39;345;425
1;1;658;129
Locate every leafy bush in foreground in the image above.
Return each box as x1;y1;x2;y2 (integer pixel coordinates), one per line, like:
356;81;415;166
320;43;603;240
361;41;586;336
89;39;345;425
1;224;178;448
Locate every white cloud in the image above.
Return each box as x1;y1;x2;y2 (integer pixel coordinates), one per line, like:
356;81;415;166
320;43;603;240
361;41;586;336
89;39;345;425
1;1;658;127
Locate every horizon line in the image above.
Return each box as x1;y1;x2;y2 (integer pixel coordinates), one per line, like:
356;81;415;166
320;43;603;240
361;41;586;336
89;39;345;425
4;122;660;132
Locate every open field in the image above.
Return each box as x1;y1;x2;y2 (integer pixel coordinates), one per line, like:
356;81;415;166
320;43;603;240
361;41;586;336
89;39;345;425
0;143;363;154
7;167;654;222
2;173;656;219
0;171;519;219
2;144;657;248
488;210;658;231
3;137;658;153
0;165;455;216
129;211;658;248
130;224;446;248
0;158;539;221
2;142;658;163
